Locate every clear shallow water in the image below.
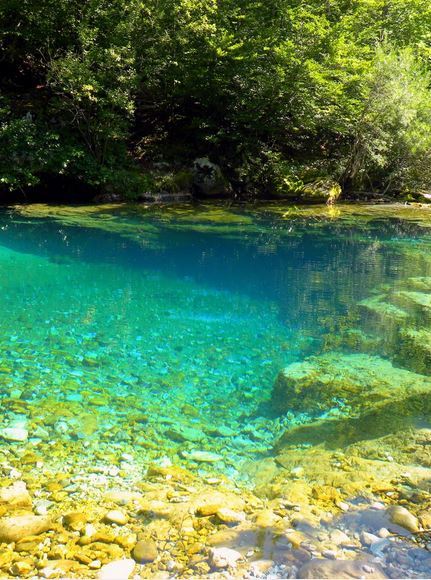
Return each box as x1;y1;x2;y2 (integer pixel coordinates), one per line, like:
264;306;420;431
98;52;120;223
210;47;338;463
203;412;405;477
1;204;431;482
3;204;431;576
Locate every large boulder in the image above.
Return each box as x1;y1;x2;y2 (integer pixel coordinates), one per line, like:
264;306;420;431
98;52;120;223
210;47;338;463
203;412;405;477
271;352;431;417
192;158;232;197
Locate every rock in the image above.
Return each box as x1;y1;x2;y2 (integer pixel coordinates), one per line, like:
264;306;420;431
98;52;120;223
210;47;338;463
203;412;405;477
329;529;350;545
360;531;380;546
98;559;135;580
216;508;246;525
132;539;158;563
192;158;231;197
0;481;32;508
63;512;89;531
181;450;223;463
104;510;128;526
10;561;34;576
298;558;387;579
272;353;431;417
165;426;205;443
104;490;141;505
388;505;419;533
209;547;242;569
0;514;52;543
0;427;28;442
39;560;76;578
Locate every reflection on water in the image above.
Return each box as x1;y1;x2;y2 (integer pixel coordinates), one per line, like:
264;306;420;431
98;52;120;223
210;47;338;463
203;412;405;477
1;203;431;577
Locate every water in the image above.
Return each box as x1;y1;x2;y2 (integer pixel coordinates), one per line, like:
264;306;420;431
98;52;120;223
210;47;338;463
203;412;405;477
2;202;431;577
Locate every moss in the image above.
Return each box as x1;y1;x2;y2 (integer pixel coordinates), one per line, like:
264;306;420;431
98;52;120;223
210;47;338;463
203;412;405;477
271;352;431;417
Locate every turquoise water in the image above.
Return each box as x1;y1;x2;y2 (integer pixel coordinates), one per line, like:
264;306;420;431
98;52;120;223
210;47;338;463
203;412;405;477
1;203;431;485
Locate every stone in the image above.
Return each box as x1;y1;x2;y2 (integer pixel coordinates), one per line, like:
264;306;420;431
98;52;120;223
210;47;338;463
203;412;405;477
388;505;419;533
98;559;135;580
165;426;205;443
360;531;380;546
0;481;32;508
272;353;431;417
0;427;28;442
10;561;34;576
104;510;128;526
216;508;246;524
209;547;242;569
132;539;158;563
0;514;52;543
298;558;387;579
182;450;223;463
63;512;89;531
192;157;231;197
39;560;76;578
329;529;350;545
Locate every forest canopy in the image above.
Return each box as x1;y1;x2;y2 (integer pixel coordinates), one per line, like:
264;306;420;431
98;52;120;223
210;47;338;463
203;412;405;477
1;0;431;200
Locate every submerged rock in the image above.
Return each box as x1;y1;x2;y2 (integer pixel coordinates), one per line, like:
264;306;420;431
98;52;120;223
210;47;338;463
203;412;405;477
98;559;135;580
0;514;52;543
209;547;242;569
388;506;419;533
0;427;28;442
272;352;431;417
0;481;32;508
104;509;128;526
181;450;223;463
132;539;158;563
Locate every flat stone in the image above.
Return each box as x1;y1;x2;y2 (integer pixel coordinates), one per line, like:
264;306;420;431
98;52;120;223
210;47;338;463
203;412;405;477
181;450;223;463
104;510;128;526
0;427;28;442
216;508;246;524
0;514;52;543
272;353;431;416
165;426;205;443
98;559;135;580
132;539;158;563
209;547;242;569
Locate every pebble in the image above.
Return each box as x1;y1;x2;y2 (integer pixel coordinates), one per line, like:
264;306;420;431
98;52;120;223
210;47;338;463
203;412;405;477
132;539;158;563
104;509;128;526
0;427;28;442
329;529;350;545
388;505;419;532
182;450;223;463
209;547;242;569
360;531;380;546
216;508;246;524
98;559;136;580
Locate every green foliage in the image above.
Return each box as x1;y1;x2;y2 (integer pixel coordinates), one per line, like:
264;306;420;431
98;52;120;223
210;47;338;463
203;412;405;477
2;0;431;198
343;45;431;193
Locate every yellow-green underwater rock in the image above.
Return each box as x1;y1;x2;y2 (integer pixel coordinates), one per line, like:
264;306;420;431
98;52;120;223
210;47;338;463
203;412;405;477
272;352;431;417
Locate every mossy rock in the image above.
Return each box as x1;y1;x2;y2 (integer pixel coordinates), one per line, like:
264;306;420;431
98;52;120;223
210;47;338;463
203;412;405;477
271;352;431;417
